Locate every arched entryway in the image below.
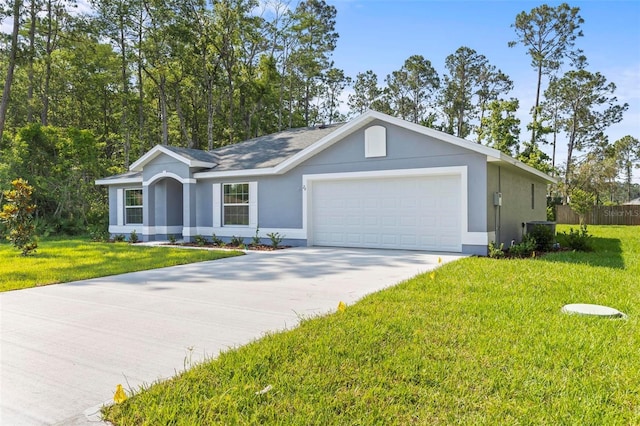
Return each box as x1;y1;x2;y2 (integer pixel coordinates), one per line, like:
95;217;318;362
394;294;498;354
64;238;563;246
148;177;184;240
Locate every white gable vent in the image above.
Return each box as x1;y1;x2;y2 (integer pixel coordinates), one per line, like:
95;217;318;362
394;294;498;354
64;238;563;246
365;125;386;158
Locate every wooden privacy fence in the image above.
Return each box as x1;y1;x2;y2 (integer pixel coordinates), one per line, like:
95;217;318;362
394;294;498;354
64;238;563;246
556;205;640;225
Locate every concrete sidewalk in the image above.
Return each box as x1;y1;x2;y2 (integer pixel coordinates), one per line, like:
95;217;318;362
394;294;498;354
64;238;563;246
0;247;464;425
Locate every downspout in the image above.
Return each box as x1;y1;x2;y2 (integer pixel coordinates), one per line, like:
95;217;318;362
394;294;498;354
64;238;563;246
495;166;501;244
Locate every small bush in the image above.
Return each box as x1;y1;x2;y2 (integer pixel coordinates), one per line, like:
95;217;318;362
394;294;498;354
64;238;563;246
113;234;126;242
509;236;536;258
168;234;177;244
89;224;110;242
211;233;224;246
129;229;139;243
230;235;244;247
488;241;505;258
194;235;207;246
558;224;593;251
266;232;284;249
251;228;261;246
527;224;555;252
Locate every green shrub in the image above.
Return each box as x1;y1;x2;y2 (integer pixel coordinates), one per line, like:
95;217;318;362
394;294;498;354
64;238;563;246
129;229;139;243
194;235;207;246
113;234;126;242
509;236;536;258
211;233;225;246
168;234;177;244
251;228;261;246
0;178;38;256
230;235;244;247
266;232;284;249
528;224;555;252
558;224;593;251
488;241;505;258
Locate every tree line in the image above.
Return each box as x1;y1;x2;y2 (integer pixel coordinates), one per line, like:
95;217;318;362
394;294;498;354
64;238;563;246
0;0;638;236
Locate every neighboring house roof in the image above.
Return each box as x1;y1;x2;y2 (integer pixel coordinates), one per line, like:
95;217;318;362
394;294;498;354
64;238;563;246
96;110;557;185
623;197;640;205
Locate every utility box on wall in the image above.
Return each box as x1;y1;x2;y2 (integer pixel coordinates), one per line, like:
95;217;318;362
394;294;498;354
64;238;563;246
493;192;502;206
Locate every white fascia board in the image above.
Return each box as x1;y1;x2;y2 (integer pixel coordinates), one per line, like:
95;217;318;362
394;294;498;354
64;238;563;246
130;145;216;172
95;177;143;185
496;153;558;184
194;167;277;179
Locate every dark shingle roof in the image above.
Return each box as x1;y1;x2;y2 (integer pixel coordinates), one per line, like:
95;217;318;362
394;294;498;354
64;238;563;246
96;170;142;182
205;123;344;171
163;145;219;164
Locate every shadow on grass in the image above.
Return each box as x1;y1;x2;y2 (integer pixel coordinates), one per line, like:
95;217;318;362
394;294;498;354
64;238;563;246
541;237;624;269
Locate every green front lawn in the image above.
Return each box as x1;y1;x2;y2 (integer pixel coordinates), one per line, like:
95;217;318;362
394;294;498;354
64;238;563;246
0;239;243;292
103;225;639;425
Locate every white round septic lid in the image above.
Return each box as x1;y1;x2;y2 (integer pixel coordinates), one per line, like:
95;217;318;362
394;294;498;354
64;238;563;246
562;303;625;318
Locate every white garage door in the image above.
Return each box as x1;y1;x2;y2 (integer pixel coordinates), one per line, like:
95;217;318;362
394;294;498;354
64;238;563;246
310;174;462;252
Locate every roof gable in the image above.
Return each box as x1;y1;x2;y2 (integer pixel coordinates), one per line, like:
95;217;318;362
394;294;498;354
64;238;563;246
130;145;218;172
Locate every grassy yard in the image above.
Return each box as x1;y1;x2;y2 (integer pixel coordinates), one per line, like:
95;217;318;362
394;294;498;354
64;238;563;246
104;225;639;425
0;239;243;292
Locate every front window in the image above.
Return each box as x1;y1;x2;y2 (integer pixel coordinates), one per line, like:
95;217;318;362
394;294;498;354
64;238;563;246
223;183;249;225
125;188;143;224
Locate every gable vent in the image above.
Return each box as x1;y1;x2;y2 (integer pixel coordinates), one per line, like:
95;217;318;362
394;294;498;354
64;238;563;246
365;125;387;158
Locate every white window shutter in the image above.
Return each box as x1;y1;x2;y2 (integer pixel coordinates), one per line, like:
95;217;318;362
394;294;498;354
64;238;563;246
249;181;258;227
212;183;221;227
116;188;124;226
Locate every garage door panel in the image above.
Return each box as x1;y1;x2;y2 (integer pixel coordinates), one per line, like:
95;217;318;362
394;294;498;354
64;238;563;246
311;175;462;252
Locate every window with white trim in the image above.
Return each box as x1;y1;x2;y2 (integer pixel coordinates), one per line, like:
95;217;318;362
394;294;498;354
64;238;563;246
124;188;143;224
223;183;249;225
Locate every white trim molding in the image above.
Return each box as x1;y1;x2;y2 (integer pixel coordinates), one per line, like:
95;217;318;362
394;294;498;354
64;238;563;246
144;171;196;186
108;225;141;234
95;176;143;185
153;226;183;235
462;232;491;246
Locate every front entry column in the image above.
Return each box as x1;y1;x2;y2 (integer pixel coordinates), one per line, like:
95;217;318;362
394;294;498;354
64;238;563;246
182;180;197;242
142;184;155;242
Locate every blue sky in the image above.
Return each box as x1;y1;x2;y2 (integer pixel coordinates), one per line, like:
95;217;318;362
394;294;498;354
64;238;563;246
325;0;640;182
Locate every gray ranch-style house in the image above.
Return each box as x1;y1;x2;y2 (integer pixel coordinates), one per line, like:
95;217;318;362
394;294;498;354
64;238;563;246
96;110;556;255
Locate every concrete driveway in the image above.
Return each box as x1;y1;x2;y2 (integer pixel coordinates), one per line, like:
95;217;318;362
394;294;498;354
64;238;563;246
0;247;463;425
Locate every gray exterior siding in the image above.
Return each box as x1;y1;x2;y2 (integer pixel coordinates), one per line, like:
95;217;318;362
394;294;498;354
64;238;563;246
487;163;548;246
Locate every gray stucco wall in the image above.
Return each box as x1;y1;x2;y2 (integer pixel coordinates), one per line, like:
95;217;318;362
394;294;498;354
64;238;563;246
143;157;190;181
195;120;489;234
487;163;549;246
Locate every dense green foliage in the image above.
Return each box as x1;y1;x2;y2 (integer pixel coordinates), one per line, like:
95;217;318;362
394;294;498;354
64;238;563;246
103;226;639;424
0;238;243;292
0;1;637;235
